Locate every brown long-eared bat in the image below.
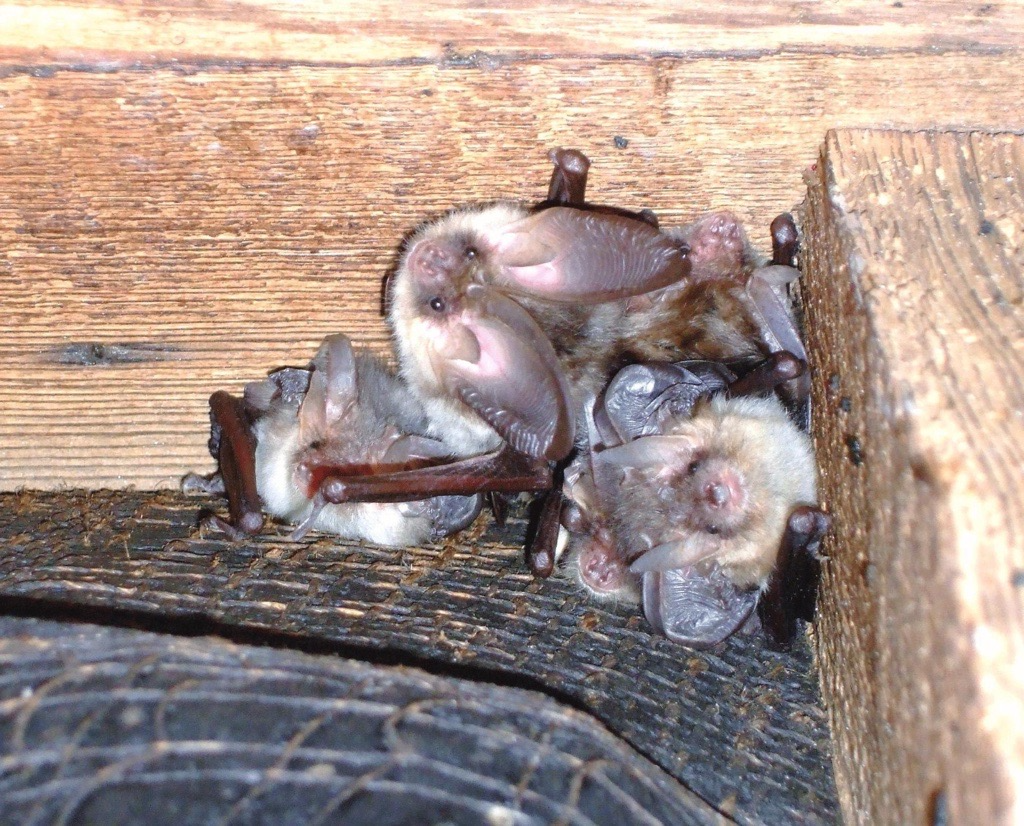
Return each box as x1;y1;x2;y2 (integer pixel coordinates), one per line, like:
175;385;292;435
323;151;810;568
182;334;483;546
560;352;829;649
186;149;825;647
385;149;808;467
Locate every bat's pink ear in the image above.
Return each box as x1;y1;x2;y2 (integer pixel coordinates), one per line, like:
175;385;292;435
596;434;699;471
484;207;689;303
299;334;359;439
434;286;575;461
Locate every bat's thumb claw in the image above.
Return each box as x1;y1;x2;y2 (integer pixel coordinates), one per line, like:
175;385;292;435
320;477;348;503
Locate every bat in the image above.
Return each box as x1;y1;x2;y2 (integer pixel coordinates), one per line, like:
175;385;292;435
323;151;809;571
559;351;830;649
182;334;483;546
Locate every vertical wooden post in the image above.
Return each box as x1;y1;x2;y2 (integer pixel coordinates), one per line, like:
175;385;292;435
804;129;1024;825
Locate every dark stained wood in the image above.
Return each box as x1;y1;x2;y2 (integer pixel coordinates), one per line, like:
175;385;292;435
0;488;838;826
802;129;1024;825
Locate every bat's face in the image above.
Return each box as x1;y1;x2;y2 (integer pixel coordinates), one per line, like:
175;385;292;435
392;205;522;389
655;450;751;539
613;394;817;589
390;204;576;461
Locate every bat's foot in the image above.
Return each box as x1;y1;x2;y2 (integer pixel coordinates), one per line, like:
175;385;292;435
198;510;264;542
526;489;563;578
726;351;806;399
758;505;832;650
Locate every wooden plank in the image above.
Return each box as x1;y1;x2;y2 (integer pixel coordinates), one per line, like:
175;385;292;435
0;0;1022;67
802;129;1024;825
0;489;838;825
2;55;1024;490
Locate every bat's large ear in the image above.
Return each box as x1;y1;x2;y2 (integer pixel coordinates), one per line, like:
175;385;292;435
596;434;699;472
642;565;759;648
299;334;359;439
484;207;689;302
435;285;575;461
743;265;810;404
599;361;734;443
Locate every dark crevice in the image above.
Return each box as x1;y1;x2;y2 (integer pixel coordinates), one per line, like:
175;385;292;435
0;41;1020;80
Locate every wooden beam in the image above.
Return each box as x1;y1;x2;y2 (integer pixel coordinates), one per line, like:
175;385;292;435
2;55;1023;490
803;129;1024;825
1;0;1022;67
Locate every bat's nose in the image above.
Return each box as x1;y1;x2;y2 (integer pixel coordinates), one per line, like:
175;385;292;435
703;467;743;510
706;481;731;507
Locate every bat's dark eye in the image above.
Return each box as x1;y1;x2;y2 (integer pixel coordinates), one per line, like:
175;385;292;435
687;459;704;476
465;245;478;259
705;525;720;535
429;296;446;312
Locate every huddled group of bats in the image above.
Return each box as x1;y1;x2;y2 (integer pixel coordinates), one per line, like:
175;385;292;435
183;149;831;650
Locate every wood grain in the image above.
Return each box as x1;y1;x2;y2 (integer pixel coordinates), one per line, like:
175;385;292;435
803;129;1024;825
1;0;1022;67
2;54;1023;490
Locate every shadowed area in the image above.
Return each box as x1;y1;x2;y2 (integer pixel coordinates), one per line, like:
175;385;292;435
0;490;837;824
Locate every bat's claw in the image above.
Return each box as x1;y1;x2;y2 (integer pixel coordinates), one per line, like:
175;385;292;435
199;511;263;542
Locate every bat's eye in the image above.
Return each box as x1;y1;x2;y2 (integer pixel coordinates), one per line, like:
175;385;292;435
705;525;720;535
429;296;446;312
465;245;478;259
687;459;704;476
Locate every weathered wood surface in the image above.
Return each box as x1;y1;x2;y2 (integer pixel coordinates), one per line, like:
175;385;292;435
1;0;1021;66
802;129;1024;825
1;6;1023;489
0;489;837;825
0;616;726;825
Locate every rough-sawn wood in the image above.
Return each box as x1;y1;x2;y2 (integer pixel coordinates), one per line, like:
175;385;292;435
802;128;1024;826
1;13;1023;489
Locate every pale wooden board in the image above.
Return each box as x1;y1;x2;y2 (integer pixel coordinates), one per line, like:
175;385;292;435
1;54;1023;490
802;129;1024;825
0;0;1022;66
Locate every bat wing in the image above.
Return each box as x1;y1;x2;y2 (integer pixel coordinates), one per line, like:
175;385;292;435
421;494;485;539
642;564;759;649
484;207;689;302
